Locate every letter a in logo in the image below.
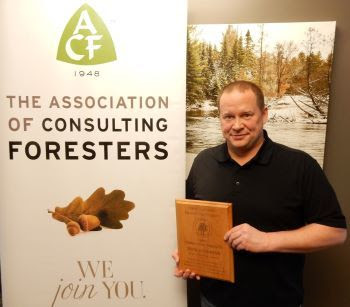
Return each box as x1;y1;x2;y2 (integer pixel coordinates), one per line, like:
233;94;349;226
57;4;116;65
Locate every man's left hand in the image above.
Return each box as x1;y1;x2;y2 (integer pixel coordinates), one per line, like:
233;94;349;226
224;223;270;252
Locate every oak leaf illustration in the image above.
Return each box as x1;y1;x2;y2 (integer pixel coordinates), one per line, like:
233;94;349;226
49;187;135;234
84;187;135;229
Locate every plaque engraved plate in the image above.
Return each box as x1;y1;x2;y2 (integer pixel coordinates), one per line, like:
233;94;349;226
175;199;234;283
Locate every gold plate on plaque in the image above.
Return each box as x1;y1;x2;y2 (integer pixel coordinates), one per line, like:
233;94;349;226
175;199;234;283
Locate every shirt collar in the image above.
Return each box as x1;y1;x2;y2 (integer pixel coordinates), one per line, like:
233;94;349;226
213;129;273;165
252;130;273;165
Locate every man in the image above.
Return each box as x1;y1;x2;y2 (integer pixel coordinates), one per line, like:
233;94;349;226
173;80;347;307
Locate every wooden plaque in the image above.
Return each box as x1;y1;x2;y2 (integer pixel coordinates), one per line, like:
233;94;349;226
175;199;234;283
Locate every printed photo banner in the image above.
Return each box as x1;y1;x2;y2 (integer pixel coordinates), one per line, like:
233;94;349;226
0;0;187;306
186;22;336;170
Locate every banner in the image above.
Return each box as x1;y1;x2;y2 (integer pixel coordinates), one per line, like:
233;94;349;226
0;1;187;306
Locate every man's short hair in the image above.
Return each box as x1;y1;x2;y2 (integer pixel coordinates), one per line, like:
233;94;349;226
218;80;265;110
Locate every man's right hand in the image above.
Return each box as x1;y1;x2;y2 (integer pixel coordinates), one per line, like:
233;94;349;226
172;249;200;280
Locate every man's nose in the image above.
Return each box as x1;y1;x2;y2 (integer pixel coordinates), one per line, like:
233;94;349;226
232;118;243;130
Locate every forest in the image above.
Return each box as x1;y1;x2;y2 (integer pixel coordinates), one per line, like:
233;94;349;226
186;24;335;122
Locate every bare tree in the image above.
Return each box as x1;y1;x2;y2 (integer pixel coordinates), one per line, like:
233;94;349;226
257;24;266;87
274;41;297;97
294;27;328;117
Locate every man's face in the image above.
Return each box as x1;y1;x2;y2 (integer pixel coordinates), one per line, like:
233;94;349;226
219;89;268;155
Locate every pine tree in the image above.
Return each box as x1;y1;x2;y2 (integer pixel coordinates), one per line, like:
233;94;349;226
208;74;221;103
236;35;245;79
219;26;239;84
244;30;255;80
228;38;239;81
202;44;216;100
186;26;204;106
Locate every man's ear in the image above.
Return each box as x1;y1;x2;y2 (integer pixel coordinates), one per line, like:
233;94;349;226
262;107;268;124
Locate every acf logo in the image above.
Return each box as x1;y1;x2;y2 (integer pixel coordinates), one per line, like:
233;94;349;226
57;4;116;65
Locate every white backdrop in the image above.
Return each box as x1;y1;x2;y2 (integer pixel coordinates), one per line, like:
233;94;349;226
0;0;187;306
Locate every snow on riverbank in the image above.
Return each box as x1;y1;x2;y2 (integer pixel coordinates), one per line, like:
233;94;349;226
187;100;217;112
267;95;328;124
187;95;328;124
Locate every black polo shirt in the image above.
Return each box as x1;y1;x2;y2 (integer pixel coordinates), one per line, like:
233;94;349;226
186;131;346;307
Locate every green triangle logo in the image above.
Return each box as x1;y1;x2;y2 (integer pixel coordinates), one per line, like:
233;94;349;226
57;4;117;65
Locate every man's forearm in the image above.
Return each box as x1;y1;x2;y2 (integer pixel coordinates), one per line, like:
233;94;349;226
266;223;347;253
